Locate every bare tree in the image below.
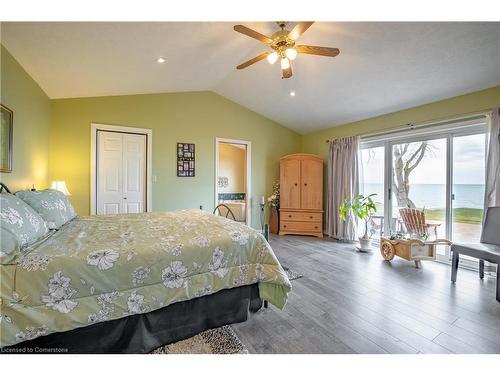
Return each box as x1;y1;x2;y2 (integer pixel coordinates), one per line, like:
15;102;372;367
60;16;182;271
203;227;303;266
392;142;432;208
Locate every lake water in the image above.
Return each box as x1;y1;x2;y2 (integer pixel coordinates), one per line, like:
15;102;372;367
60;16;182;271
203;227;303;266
361;183;485;209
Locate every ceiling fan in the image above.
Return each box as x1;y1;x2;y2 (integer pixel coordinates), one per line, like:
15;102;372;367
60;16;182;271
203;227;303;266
234;21;340;79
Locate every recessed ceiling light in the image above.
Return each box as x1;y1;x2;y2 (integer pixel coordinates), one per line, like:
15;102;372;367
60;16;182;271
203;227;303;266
156;57;166;63
290;91;296;97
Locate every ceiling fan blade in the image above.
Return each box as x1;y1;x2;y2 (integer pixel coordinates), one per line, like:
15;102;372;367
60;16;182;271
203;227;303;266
236;52;272;70
296;45;340;57
289;22;314;41
234;25;273;44
282;65;293;79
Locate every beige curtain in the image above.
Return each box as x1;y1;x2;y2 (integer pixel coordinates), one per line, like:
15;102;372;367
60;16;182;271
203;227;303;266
484;108;500;209
481;108;499;273
327;136;359;241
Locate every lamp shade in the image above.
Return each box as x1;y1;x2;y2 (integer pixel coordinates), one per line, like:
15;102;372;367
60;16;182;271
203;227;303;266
266;51;279;64
280;58;290;70
51;181;71;196
285;48;297;61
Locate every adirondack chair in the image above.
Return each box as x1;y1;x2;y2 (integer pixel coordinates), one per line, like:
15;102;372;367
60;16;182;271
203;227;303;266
399;208;441;240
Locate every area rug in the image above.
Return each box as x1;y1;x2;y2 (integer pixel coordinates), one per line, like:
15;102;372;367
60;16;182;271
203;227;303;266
151;325;248;354
282;265;303;280
152;266;301;354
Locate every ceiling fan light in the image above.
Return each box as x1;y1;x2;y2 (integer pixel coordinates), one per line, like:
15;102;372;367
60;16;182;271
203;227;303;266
266;52;279;64
285;48;297;60
280;58;290;70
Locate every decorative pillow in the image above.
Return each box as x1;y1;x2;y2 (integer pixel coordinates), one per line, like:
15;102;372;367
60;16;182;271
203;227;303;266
0;193;49;254
16;189;76;230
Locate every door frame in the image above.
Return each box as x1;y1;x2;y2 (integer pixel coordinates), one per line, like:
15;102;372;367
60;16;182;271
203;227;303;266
90;123;153;215
215;137;252;226
360;120;487;269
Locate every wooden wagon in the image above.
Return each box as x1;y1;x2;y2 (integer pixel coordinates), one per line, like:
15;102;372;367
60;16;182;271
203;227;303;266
380;237;452;268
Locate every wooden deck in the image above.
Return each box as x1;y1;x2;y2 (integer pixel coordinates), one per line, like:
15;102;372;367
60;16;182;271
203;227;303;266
232;234;500;354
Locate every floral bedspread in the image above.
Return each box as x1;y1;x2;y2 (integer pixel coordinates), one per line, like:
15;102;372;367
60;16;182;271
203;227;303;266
0;210;291;347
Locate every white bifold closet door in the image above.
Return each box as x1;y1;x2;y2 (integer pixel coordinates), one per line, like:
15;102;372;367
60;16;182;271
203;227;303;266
97;131;146;215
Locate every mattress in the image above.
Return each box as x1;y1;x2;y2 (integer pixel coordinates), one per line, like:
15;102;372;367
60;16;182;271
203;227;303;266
0;210;291;348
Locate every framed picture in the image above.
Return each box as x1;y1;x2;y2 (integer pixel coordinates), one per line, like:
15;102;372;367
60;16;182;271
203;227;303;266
177;142;195;177
0;104;13;173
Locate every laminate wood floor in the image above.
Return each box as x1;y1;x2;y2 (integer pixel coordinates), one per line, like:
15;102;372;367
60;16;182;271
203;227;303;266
232;234;500;354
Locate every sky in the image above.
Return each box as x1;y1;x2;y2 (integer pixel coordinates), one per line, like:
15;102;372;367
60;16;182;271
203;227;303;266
360;133;486;185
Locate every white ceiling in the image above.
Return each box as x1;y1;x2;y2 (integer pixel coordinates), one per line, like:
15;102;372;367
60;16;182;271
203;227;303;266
1;22;499;134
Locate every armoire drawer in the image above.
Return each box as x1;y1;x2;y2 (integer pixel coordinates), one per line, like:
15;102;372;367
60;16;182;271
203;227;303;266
280;221;322;233
280;211;322;222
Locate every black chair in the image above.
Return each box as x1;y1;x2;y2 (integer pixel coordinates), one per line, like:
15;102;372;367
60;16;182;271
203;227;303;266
451;206;500;302
213;204;237;221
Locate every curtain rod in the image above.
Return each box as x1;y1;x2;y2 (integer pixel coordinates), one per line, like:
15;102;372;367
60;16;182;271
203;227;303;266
325;110;492;143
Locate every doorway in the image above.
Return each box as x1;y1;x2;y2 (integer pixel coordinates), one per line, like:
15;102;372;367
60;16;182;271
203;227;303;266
359;118;487;268
90;123;152;215
215;138;251;225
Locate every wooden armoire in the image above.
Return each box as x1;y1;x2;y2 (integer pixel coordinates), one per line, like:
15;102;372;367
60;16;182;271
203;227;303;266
279;153;323;238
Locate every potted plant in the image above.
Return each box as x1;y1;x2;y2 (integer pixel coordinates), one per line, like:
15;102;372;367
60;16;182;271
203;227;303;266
339;193;377;251
267;180;280;234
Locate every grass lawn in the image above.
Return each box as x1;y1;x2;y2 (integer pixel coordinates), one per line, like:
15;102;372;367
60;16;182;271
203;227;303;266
424;208;483;224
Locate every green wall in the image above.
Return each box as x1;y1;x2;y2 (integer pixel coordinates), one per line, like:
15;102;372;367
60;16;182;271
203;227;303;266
301;85;500;159
50;92;301;227
0;45;50;191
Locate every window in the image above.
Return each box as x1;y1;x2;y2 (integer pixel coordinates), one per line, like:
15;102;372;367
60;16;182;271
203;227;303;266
359;117;487;267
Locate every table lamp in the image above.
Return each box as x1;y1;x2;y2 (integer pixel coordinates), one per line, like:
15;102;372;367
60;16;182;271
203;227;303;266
50;181;71;196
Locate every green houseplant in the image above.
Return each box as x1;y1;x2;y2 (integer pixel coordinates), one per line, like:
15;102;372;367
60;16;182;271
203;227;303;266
339;193;377;251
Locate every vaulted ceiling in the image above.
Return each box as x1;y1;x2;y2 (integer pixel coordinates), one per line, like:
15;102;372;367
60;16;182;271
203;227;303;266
2;22;499;133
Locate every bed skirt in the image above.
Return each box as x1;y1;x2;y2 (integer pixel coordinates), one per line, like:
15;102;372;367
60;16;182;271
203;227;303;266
3;284;262;354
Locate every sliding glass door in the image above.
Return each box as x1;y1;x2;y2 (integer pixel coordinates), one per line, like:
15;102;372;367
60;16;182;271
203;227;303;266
390;138;448;240
359;120;487;265
359;146;385;238
451;133;486;243
448;133;487;266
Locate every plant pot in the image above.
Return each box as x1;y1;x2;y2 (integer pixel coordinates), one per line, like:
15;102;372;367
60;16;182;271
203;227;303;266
357;237;373;252
269;207;279;234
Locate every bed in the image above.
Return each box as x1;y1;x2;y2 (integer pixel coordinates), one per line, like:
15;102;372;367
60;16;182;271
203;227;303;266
0;208;291;352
